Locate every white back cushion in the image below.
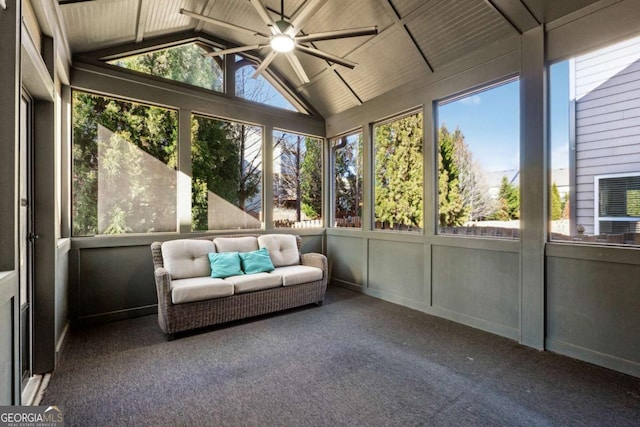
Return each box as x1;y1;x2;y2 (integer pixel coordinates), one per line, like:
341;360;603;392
214;236;258;253
258;234;299;267
161;239;215;279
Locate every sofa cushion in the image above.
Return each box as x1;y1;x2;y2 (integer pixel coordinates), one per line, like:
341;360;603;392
208;252;244;278
171;277;233;304
224;272;282;294
214;236;259;253
162;239;215;279
239;248;275;274
273;265;323;287
258;234;299;267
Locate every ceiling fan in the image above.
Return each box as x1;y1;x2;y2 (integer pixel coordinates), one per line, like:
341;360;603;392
180;0;378;84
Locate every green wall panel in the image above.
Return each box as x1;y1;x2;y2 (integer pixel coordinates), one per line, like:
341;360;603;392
432;245;519;331
368;239;425;301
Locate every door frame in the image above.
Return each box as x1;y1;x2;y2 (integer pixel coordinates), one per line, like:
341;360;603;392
19;89;34;393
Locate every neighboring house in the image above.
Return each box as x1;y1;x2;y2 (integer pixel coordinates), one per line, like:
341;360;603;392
573;35;640;234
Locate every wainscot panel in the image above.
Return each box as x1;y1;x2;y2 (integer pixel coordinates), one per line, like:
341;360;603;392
368;239;424;301
546;255;640;377
327;234;363;288
431;245;519;333
74;245;157;322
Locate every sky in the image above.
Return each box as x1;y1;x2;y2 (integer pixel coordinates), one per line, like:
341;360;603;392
438;79;521;175
438;65;571;177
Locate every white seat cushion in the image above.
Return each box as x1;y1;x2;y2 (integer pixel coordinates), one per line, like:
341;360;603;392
258;234;300;267
272;265;322;287
214;236;259;253
171;277;233;304
224;272;282;294
162;239;215;279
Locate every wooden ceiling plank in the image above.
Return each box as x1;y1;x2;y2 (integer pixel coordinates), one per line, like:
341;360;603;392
135;0;150;43
196;0;218;32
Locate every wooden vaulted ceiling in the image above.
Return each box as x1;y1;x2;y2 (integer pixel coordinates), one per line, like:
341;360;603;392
57;0;602;117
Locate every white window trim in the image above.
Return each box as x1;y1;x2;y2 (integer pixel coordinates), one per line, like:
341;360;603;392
593;172;640;235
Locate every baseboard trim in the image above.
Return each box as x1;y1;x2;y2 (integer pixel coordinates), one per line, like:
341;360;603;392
75;304;158;326
546;338;640;378
55;321;70;365
338;284;520;343
330;278;362;292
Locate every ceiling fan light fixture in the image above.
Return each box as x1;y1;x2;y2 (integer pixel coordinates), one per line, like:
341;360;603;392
271;33;295;52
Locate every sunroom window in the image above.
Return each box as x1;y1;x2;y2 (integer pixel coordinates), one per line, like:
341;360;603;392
107;42;224;92
549;34;640;246
71;91;178;236
235;56;298;112
191;114;263;231
436;79;520;239
272;130;323;228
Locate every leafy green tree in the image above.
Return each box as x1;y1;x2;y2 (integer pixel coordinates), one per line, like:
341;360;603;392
110;43;223;91
551;182;563;220
375;112;423;229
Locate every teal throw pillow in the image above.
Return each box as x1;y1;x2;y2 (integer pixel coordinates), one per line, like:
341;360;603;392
208;252;244;278
239;248;275;274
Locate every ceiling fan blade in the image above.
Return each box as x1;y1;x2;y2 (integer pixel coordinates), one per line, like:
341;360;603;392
290;0;325;30
248;0;279;34
285;52;310;84
204;45;265;57
252;50;279;79
181;9;269;38
295;45;357;69
296;26;378;43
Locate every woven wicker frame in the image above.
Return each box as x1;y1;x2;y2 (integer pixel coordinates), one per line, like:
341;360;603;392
150;234;327;335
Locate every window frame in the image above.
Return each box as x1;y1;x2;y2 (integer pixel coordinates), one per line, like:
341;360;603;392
190;112;266;232
271;128;325;229
434;77;521;240
70;89;180;237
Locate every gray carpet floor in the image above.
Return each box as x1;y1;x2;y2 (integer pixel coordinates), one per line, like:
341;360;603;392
41;286;640;426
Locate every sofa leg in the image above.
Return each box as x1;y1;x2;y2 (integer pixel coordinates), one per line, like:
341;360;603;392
315;300;324;307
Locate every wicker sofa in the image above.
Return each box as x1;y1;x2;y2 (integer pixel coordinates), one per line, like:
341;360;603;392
150;234;327;337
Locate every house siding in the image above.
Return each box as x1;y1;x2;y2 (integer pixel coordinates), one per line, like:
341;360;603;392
574;36;640;233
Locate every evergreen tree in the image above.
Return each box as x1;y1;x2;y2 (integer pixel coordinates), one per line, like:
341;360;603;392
301;138;323;219
438;125;467;226
375;113;423;229
490;176;520;220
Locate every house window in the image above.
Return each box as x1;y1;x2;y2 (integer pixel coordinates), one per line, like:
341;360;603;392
549;34;640;245
235;56;299;112
107;42;224;92
595;174;640;236
373;111;423;232
71;91;178;236
272;130;323;228
332;131;363;228
191;114;263;231
436;78;520;239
